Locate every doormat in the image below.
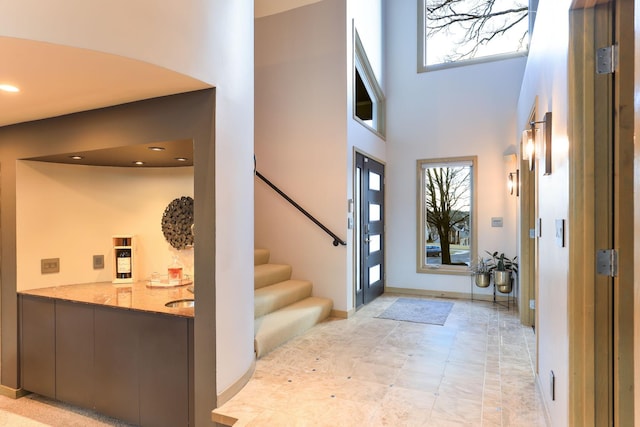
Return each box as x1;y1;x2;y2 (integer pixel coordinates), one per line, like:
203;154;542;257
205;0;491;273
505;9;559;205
376;298;453;325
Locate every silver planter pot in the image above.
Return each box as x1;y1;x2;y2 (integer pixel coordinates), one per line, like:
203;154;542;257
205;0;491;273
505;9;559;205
475;273;491;288
493;270;512;293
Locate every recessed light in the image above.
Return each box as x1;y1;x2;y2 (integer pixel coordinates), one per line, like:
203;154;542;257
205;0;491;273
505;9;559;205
69;155;84;160
0;84;19;93
148;146;165;151
175;157;188;162
133;161;145;165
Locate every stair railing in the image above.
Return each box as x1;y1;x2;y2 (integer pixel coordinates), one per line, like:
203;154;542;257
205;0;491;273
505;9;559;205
255;167;347;247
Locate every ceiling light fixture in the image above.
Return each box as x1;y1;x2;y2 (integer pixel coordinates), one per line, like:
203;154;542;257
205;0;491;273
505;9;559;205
69;155;84;160
148;146;165;151
133;161;145;166
174;157;188;162
0;84;20;93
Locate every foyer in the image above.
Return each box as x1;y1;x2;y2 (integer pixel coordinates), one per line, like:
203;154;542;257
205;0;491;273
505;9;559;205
214;294;549;426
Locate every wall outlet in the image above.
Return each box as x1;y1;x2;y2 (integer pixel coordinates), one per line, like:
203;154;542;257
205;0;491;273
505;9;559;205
93;254;105;269
41;258;59;274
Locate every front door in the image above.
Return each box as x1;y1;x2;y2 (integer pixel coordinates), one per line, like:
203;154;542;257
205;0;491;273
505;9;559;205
355;152;385;308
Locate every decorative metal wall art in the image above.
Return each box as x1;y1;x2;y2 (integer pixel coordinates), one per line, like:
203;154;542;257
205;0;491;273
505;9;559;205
161;196;194;249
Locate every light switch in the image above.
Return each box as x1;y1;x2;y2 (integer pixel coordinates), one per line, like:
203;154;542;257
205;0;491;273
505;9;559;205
555;219;565;247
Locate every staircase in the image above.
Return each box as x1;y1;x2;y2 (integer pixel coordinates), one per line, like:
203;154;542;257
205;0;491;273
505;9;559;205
253;249;333;357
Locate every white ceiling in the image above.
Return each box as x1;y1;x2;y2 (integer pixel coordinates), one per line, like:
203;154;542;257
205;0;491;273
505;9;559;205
0;37;210;127
254;0;321;17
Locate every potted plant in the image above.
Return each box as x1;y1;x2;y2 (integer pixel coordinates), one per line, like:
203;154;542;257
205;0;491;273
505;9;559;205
487;251;518;293
470;257;491;287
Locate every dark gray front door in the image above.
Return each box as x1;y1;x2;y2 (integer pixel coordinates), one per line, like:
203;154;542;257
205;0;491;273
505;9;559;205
355;153;384;308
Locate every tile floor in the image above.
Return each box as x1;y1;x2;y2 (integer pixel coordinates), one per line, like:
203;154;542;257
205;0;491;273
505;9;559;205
0;393;134;426
217;294;550;426
0;294;549;426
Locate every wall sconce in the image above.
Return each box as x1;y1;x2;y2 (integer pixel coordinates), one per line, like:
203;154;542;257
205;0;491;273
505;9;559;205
522;112;552;173
522;127;535;171
508;169;520;196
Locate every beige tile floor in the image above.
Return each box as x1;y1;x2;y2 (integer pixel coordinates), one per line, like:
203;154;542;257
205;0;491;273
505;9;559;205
217;294;550;426
0;294;548;426
0;393;134;426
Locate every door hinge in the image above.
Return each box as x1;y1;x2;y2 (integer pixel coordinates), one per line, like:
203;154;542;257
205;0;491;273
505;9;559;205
596;44;618;75
596;249;618;277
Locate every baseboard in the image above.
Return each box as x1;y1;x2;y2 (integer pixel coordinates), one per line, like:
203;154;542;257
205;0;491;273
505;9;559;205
535;372;553;426
385;286;515;304
211;410;238;426
330;308;353;319
0;385;30;399
216;358;256;407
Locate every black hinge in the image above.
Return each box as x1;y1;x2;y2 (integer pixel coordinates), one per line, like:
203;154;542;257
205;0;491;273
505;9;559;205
596;45;618;75
596;249;618;277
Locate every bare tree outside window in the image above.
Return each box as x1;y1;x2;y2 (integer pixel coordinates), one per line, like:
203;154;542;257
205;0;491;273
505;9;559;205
420;0;529;68
417;157;477;275
424;166;470;264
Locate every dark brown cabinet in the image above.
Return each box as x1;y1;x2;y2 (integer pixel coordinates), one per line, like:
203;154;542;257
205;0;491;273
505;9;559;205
20;296;55;398
20;295;194;427
56;300;94;409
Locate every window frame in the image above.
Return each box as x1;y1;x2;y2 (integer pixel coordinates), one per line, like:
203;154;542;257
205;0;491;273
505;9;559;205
416;156;477;275
417;0;529;73
353;28;386;138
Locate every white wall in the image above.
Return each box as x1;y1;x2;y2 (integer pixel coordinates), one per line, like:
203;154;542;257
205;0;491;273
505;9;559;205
385;0;525;297
346;0;386;310
255;0;386;313
254;0;349;310
16;161;193;290
517;1;571;424
0;0;255;413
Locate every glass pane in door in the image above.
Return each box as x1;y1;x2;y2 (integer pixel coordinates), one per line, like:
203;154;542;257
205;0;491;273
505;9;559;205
369;203;380;222
369;171;381;191
369;264;380;284
369;234;380;253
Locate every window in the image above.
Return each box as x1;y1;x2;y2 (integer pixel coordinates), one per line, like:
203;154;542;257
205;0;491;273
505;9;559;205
418;0;529;72
417;156;477;275
354;29;385;137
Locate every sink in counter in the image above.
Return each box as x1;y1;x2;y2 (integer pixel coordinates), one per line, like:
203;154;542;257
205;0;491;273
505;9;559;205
165;298;194;308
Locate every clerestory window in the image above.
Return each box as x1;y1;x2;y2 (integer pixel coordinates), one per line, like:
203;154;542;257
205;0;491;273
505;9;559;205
418;0;530;72
353;29;385;138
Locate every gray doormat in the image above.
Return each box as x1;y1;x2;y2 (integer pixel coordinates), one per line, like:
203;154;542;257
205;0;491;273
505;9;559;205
376;298;453;325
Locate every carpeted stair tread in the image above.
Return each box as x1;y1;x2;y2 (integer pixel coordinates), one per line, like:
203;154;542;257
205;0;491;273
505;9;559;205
254;296;333;357
254;249;270;266
254;263;292;289
254;279;313;318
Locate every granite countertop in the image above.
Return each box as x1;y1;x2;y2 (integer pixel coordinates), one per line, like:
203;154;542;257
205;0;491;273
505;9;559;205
18;280;194;318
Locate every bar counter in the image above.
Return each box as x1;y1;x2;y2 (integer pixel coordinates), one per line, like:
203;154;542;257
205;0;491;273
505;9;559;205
18;280;194;318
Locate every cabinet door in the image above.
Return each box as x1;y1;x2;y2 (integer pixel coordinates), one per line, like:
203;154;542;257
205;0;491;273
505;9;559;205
20;296;55;398
55;301;94;407
94;306;140;425
138;313;190;427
